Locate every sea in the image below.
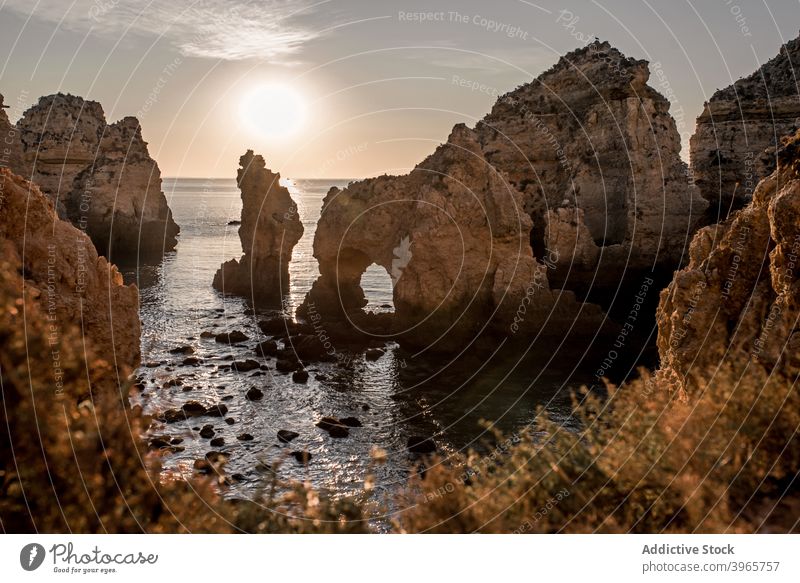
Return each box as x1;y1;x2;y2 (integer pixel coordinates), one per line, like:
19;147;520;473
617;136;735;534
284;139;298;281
121;177;595;506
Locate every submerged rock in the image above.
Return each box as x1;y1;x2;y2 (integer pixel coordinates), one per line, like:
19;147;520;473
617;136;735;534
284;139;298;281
291;450;312;464
339;417;362;427
690;34;800;217
291;369;309;383
328;425;349;438
214;330;249;343
16;93;179;259
407;436;437;454
232;359;260;372
275;358;299;373
315;417;344;431
277;429;300;443
658;130;800;393
213;150;303;305
289;450;311;465
245;387;264;401
315;416;350;438
254;339;279;357
159;401;228;422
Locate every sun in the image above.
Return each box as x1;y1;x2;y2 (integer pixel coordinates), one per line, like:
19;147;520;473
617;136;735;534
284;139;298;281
238;83;307;139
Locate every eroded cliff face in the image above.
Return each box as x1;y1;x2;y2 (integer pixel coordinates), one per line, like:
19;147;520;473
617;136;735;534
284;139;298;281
213;150;303;306
0;94;28;176
658;130;800;393
690;34;800;218
0;168;141;379
477;41;705;295
17;93;179;260
300;124;606;351
298;41;700;351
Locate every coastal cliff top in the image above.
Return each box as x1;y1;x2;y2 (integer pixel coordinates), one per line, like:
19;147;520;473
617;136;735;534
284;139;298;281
709;32;800;102
484;40;661;120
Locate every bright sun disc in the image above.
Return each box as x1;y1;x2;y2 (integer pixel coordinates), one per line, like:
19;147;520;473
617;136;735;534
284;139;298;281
239;83;306;139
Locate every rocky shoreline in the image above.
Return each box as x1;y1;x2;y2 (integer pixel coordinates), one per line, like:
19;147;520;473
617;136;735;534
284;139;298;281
2;34;800;527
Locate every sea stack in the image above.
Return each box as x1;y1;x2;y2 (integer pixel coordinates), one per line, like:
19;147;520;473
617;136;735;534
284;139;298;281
213;150;304;306
17;93;179;260
690;33;800;219
0;168;141;378
658;130;800;392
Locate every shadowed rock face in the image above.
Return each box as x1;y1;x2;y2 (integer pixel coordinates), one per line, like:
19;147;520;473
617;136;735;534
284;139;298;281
658;130;800;393
16;93;179;260
690;33;800;219
476;40;705;295
213;150;304;307
299;124;607;351
0;168;141;377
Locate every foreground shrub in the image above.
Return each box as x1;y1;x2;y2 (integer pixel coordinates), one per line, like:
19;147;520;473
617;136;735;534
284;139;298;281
395;364;800;533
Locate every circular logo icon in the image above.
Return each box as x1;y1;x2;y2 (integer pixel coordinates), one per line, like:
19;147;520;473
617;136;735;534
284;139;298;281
20;543;46;571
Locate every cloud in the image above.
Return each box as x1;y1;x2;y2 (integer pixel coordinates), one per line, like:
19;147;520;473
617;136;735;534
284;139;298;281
2;0;323;62
404;45;554;75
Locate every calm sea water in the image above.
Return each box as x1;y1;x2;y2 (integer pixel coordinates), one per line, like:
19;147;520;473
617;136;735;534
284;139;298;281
122;178;593;507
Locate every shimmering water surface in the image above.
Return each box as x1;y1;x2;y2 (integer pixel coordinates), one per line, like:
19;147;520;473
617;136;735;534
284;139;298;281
122;178;594;502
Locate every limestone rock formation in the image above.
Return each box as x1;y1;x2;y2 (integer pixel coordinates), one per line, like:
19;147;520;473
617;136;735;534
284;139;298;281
0;94;28;176
658;130;800;392
298;41;702;351
476;40;705;296
299;124;606;351
0;168;140;377
17;93;179;260
690;33;800;218
213;150;304;306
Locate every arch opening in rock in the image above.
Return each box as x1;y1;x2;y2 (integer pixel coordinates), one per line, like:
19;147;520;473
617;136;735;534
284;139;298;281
360;263;395;313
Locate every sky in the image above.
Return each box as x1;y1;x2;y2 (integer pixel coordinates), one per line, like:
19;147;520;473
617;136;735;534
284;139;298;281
1;0;798;178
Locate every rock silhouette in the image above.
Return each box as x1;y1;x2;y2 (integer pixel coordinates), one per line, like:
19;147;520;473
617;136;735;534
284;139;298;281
213;150;303;306
16;93;179;260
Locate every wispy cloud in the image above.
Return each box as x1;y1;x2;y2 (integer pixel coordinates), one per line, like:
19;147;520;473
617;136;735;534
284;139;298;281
2;0;323;62
404;45;554;75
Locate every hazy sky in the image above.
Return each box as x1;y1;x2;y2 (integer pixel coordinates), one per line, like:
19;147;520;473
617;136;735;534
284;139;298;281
1;0;798;178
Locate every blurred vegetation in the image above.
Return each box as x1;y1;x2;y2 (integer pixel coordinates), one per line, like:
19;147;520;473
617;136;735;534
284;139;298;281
397;363;800;533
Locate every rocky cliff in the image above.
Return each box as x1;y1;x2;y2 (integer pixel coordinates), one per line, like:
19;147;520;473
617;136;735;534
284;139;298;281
213;150;304;306
658;130;800;392
0;168;141;379
0;94;28;176
477;40;705;296
298;41;699;350
300;124;606;351
17;93;179;260
690;34;800;218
